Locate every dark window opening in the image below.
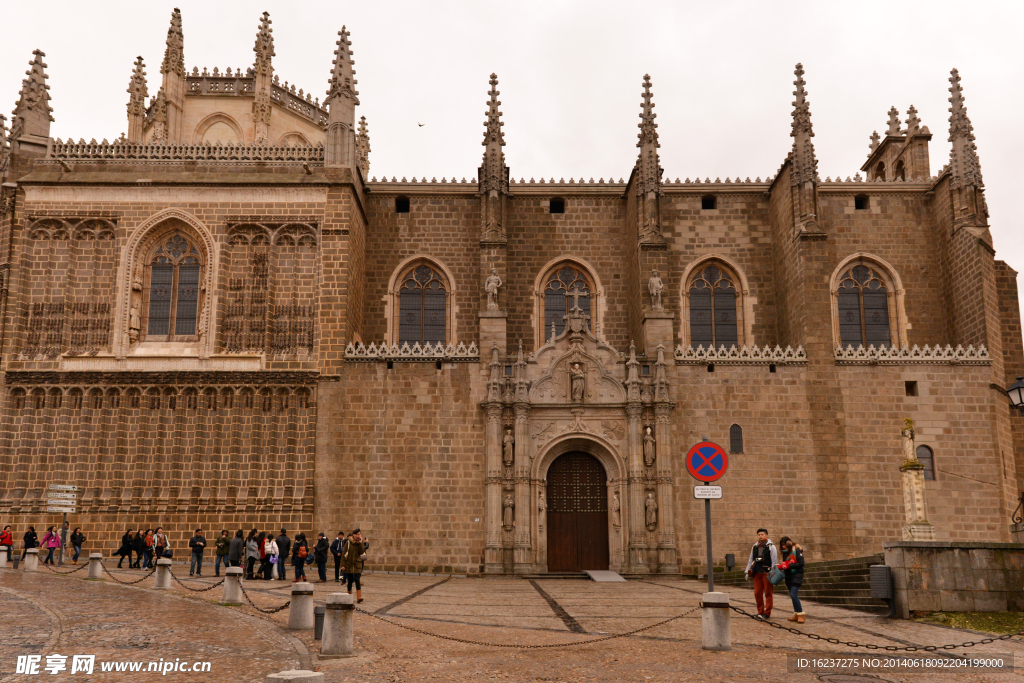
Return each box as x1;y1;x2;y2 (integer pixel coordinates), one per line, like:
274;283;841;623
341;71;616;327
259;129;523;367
642;365;651;376
504;365;513;377
894;160;906;181
701;195;717;210
689;264;738;349
769;364;776;373
905;381;918;397
398;263;447;345
729;424;743;453
854;194;869;210
916;445;935;480
874;162;886;181
144;234;203;341
386;360;394;370
707;363;715;373
549;198;565;214
436;361;443;370
544;264;592;336
837;263;891;349
395;196;410;213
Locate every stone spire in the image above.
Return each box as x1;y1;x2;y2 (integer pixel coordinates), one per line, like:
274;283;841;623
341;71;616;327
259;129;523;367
160;7;185;78
252;11;275;144
479;73;508;243
635;74;662;243
789;63;819;231
325;26;359;169
0;114;9;177
158;8;186;143
869;130;880;153
356;115;370;178
948;68;984;191
886;106;902;137
10;49;53;142
905;105;921;137
126;57;148;143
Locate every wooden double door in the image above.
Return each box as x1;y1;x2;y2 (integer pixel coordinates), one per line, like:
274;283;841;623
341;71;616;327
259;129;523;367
546;452;609;572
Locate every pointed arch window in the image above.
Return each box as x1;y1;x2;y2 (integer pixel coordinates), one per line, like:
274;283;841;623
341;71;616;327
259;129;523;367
397;263;448;344
144;234;203;340
837;264;890;348
688;264;738;349
543;264;592;337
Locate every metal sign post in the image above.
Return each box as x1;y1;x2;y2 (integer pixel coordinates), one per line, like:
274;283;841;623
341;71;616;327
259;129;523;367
47;485;77;565
686;444;729;592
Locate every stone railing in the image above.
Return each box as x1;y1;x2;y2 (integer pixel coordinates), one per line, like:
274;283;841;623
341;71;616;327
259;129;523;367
834;343;990;365
46;139;325;164
674;344;807;365
344;341;480;362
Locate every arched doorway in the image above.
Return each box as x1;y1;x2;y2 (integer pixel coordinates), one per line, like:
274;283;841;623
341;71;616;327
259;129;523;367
547;451;609;572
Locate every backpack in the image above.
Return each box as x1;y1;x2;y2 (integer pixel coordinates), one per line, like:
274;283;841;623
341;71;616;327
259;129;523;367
297;544;307;559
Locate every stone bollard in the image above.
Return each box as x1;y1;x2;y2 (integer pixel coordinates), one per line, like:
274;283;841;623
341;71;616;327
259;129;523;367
223;567;244;604
320;592;356;658
288;583;315;630
0;546;7;569
87;553;105;580
701;592;731;651
23;548;39;571
265;671;323;683
154;558;173;590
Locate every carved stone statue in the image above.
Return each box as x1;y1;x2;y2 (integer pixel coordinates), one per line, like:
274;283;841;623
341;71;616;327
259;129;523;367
900;417;916;463
538;491;546;527
131;262;143;291
643;426;656;467
128;304;141;343
485;268;502;311
648;269;664;310
570;363;586;402
611;491;621;528
503;494;515;529
645;492;658;528
502;429;514;467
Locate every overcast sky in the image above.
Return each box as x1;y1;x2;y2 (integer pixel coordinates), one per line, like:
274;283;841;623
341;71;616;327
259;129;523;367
3;1;1023;327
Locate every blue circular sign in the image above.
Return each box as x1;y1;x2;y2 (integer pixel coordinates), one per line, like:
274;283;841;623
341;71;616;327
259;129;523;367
685;442;729;482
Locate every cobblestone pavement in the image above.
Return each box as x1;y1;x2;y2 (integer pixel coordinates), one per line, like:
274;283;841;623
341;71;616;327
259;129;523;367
4;563;1024;682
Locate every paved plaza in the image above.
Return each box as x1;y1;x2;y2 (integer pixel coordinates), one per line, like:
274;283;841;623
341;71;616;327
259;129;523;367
2;563;1023;682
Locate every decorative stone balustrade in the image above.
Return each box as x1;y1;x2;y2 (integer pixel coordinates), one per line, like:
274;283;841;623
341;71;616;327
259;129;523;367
674;344;807;365
833;343;990;365
344;341;479;362
46;140;324;164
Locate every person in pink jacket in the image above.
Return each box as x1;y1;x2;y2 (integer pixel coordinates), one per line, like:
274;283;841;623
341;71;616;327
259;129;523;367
40;525;61;564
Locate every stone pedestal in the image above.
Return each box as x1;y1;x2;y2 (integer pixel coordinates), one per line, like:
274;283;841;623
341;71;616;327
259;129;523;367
479;310;507;358
87;553;104;580
701;592;731;651
641;310;674;354
320;592;356;658
154;558;172;589
0;546;7;569
288;583;315;630
900;460;935;541
223;567;243;604
24;548;39;571
266;671;324;683
1010;522;1024;544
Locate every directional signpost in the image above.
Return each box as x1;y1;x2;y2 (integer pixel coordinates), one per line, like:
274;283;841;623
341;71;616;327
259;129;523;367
47;485;77;565
686;442;728;591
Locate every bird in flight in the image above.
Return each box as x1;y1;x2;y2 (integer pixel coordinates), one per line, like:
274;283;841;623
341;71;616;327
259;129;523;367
418;123;425;127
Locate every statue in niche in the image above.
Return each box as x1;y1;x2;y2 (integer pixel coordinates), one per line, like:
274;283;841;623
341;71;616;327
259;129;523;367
900;417;916;463
643;427;656;467
503;494;515;529
538;491;546;527
131;261;143;291
570;363;586;402
645;492;658;529
485;268;502;311
128;304;141;343
502;429;515;467
648;269;664;311
611;491;621;528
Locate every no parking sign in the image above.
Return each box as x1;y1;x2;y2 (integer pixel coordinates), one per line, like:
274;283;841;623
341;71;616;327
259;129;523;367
686;442;729;482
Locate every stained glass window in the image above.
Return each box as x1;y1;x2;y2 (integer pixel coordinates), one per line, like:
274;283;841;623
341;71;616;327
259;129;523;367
544;265;591;337
398;263;447;344
145;234;203;340
689;265;738;349
837;264;890;349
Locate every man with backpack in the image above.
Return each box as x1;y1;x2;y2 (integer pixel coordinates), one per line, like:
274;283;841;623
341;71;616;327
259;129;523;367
276;529;291;581
744;528;779;620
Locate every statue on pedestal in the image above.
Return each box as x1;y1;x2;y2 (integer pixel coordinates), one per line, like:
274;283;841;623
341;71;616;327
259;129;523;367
129;304;141;343
503;494;515;529
643;427;656;467
485;268;502;311
648;269;664;311
538;491;546;528
570;363;586;402
502;429;514;467
899;418;936;541
645;492;658;529
611;491;621;528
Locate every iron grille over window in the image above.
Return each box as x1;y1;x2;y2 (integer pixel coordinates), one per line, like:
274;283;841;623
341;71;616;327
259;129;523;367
916;445;935;481
837;264;890;348
145;234;202;340
544;265;591;337
398;264;447;344
729;424;743;453
689;265;738;348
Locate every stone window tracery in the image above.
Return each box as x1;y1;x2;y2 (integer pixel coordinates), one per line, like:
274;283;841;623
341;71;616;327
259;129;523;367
687;264;738;349
143;234;203;341
837;264;890;349
542;264;593;337
396;262;449;345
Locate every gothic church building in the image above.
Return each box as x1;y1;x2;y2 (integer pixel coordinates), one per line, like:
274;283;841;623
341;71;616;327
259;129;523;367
0;9;1021;574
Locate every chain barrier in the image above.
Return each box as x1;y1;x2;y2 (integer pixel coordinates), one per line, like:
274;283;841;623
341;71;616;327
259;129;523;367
352;604;702;649
237;581;291;614
730;604;1024;651
39;561;89;576
101;564;157;585
168;570;225;593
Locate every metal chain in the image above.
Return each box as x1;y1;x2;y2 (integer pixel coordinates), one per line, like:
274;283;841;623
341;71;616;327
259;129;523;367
352;604;702;649
168;570;225;593
39;561;89;575
237;581;291;614
101;564;156;585
730;604;1024;651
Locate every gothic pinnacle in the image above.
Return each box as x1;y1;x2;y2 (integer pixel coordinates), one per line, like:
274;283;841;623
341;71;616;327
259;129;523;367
789;63;818;184
905;105;921;136
482;73;505;147
161;7;185;77
356;115;371;176
11;49;53;140
886;106;902;136
947;68;983;189
253;11;275;76
327;25;359;104
869;130;880;153
126;56;148;115
637;74;659;149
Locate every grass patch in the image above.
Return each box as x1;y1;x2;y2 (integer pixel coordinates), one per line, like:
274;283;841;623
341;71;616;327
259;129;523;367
916;612;1024;634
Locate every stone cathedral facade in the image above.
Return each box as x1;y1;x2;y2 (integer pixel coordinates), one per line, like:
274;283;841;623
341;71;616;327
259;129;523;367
0;10;1021;574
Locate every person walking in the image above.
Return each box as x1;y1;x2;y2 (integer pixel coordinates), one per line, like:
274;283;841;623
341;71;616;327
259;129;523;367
744;528;778;620
1;525;13;562
342;529;368;603
214;530;230;576
330;531;346;583
778;536;806;623
188;528;207;576
131;530;145;569
263;533;279;580
70;527;86;564
21;526;38;561
154;527;168;561
228;529;244;568
313;532;330;582
255;532;269;580
245;529;259;579
141;529;154;569
41;526;61;564
116;528;133;568
275;529;291;581
291;533;308;582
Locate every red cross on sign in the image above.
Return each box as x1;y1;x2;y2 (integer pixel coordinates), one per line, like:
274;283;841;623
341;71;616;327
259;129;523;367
686;442;729;482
